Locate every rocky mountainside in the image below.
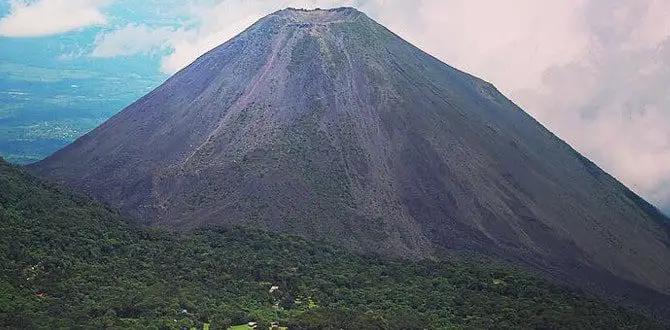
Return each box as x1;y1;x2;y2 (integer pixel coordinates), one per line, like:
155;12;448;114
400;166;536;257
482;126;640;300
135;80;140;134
32;7;670;307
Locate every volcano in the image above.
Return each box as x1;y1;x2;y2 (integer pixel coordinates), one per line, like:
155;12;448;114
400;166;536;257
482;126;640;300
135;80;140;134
32;7;670;305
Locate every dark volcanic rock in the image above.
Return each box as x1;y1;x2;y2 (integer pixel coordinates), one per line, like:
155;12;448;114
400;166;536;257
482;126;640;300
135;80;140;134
32;7;670;306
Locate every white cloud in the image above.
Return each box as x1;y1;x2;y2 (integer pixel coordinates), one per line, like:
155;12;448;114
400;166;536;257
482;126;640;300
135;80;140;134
91;23;176;58
374;0;590;94
0;0;108;37
514;0;670;208
156;0;265;74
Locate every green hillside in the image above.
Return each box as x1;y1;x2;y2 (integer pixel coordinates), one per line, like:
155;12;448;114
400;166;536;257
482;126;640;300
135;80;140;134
0;158;664;329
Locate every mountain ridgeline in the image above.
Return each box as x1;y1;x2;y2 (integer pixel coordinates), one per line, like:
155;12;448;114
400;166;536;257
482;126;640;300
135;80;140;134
32;8;670;309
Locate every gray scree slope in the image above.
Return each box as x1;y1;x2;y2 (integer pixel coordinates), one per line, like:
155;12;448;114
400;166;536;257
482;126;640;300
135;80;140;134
33;7;670;305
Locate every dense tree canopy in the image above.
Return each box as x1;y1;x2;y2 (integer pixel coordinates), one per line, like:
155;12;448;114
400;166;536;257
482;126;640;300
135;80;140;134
0;159;665;329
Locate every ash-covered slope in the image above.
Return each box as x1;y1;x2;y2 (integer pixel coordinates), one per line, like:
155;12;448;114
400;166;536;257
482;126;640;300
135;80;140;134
33;7;670;301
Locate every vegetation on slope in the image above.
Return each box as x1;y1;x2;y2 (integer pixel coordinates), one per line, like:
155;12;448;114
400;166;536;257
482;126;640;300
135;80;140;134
0;158;664;329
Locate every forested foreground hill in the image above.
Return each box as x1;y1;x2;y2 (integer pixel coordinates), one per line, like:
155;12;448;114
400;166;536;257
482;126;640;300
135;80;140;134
0;159;665;329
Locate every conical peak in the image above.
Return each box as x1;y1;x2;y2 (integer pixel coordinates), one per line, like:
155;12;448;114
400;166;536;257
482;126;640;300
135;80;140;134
31;4;670;309
276;7;362;24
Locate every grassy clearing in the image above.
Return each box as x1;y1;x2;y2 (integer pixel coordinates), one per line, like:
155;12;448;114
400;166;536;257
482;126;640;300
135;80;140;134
228;325;252;330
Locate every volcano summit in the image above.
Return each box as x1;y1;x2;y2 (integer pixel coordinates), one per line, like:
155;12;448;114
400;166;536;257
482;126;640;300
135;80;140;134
33;7;670;307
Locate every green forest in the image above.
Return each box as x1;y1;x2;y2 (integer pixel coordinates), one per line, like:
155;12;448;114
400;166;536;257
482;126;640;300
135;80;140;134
0;158;665;329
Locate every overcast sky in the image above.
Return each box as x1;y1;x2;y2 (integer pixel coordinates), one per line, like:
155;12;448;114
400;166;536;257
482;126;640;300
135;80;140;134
1;0;669;212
